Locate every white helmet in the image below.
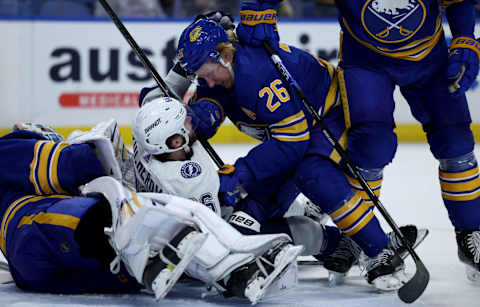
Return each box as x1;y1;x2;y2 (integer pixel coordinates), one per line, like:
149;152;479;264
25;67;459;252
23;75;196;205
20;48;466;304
132;97;191;155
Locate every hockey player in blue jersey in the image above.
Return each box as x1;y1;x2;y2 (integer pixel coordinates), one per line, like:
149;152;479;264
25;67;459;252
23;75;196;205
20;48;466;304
0;122;304;303
131;93;429;287
167;15;427;290
235;0;480;283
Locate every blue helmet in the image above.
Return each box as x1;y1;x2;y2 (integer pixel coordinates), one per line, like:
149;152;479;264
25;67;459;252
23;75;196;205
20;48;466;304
177;19;230;74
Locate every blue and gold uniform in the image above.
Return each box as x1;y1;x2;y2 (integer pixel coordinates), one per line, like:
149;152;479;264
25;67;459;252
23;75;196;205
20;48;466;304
0;130;139;293
335;0;480;231
172;18;393;257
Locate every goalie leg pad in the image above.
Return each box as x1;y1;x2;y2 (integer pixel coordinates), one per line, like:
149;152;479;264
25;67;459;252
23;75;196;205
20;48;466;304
81;178;200;287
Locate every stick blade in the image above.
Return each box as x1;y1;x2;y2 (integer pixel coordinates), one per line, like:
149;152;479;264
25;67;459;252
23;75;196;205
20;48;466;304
398;259;429;303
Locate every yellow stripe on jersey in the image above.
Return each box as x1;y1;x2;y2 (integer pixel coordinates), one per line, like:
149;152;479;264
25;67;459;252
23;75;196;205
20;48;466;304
30;141;69;195
323;80;339;116
279;42;291;53
38;142;57;194
328;130;348;164
342;14;443;61
316;57;335;79
330;192;374;236
29;141;48;194
337;67;351;130
270;110;310;142
0;195;71;253
50;143;69;194
17;212;80;230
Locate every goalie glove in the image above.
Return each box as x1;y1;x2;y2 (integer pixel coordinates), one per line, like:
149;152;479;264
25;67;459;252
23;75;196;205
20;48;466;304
236;0;280;47
447;36;480;95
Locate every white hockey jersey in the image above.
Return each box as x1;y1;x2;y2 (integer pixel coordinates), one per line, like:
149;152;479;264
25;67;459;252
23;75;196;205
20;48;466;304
133;141;223;216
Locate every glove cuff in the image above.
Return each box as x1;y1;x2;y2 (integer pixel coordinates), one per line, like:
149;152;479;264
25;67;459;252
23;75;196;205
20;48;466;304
218;164;235;175
449;36;480;62
240;8;277;26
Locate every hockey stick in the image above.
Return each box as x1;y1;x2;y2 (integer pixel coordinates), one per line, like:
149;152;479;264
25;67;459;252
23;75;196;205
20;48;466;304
262;40;429;303
97;0;225;168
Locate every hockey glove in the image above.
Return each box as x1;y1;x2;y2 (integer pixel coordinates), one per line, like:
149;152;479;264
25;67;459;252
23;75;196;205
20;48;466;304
218;160;253;208
236;1;280;47
447;36;480;95
194;10;236;31
188;99;224;139
12;122;64;142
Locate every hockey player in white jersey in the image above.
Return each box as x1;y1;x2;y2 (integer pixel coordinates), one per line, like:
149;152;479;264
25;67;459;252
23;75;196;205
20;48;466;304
64;113;303;304
129;95;429;289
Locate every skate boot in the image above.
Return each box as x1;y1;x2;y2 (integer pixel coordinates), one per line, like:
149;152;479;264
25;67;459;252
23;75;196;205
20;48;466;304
456;228;480;283
389;225;429;260
323;234;361;286
225;243;303;305
143;226;207;299
364;225;429;291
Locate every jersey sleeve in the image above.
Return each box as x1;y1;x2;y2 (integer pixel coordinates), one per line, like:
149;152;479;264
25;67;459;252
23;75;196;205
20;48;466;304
443;0;477;38
0;131;105;195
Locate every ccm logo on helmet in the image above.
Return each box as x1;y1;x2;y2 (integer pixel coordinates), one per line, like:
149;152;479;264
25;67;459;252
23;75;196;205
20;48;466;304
144;118;161;134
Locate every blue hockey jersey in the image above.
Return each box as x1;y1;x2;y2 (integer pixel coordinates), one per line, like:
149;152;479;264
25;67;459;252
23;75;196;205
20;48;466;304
193;42;342;181
336;0;477;84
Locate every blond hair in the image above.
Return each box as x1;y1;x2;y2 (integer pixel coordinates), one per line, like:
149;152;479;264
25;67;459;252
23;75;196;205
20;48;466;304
216;29;237;58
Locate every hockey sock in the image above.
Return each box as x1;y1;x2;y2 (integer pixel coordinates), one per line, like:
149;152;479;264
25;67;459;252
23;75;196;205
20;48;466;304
439;152;480;230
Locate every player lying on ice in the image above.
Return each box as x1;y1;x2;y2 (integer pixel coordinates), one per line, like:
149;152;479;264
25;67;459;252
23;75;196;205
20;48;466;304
131;12;430;291
0;123;303;304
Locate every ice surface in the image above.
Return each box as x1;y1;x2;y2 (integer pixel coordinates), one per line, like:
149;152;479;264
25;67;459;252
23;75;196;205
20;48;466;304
0;143;478;306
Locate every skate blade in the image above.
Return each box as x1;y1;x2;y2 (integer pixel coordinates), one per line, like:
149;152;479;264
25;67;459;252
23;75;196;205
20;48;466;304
327;270;347;287
153;232;208;300
246;245;303;305
371;270;410;291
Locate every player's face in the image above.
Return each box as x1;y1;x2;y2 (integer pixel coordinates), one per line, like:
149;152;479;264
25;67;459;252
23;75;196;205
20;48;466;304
195;58;234;89
164;117;194;161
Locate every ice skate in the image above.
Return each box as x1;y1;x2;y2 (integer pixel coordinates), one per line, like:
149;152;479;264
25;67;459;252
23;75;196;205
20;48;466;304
225;243;303;305
456;228;480;284
364;225;429;291
148;227;208;299
323;234;361;286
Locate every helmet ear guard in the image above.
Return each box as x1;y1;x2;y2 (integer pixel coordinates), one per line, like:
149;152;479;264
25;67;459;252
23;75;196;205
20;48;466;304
132;97;192;156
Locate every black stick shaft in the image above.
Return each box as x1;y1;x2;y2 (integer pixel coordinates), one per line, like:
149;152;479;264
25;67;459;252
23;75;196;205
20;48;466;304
262;40;428;302
97;0;225;168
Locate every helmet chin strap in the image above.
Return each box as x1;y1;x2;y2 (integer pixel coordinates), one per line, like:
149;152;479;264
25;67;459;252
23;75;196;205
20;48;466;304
219;57;234;81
